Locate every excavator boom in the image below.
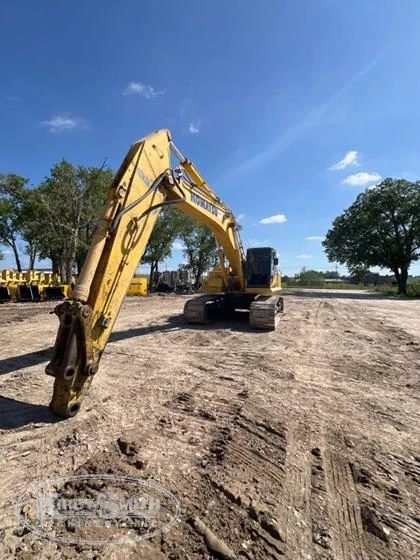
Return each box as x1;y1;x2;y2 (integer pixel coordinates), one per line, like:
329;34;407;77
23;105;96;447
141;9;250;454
46;129;282;417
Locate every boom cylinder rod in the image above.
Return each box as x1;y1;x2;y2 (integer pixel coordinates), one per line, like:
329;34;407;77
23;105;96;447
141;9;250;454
169;141;186;163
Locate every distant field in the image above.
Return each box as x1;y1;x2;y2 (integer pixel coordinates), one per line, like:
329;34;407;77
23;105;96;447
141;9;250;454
283;281;420;296
283;282;367;290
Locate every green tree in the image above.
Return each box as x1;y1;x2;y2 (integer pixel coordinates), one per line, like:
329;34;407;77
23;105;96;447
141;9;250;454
141;206;182;288
0;174;27;271
324;270;340;279
19;187;43;270
323;179;420;294
297;269;325;287
180;218;218;288
75;166;114;272
29;161;113;282
348;266;372;285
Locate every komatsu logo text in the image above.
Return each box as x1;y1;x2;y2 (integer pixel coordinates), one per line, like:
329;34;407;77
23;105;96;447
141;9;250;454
191;192;219;217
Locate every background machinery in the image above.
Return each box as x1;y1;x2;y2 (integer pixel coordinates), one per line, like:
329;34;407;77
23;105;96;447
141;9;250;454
46;129;283;417
0;270;71;303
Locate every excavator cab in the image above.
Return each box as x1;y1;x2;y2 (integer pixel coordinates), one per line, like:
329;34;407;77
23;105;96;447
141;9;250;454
246;247;278;289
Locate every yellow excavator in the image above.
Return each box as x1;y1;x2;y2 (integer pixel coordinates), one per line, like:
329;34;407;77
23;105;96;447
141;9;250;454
46;129;283;417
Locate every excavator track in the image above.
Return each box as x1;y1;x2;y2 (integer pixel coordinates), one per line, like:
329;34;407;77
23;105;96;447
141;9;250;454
183;294;225;324
184;293;284;330
249;294;284;330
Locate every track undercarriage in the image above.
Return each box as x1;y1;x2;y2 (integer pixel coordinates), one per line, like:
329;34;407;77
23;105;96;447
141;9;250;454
183;292;284;330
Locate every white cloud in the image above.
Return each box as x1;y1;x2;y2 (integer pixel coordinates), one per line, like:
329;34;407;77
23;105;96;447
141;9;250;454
41;114;86;133
329;150;359;170
236;213;246;222
124;82;165;98
189;121;200;134
305;236;324;241
297;254;312;259
259;214;287;225
342;172;381;186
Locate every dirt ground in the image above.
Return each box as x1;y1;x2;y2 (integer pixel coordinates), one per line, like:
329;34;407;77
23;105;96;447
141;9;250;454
0;290;419;560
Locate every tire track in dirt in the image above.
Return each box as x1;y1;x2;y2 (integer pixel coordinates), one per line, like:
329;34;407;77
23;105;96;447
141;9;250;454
302;298;419;560
158;324;290;559
279;424;312;560
311;302;372;560
325;453;369;560
0;430;50;537
187;405;288;559
280;300;374;560
278;301;333;560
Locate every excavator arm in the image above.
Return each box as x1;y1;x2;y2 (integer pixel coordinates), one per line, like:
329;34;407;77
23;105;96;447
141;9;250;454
46;129;246;417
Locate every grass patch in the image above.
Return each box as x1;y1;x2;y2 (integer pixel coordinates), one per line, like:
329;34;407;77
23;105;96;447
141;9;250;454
282;282;366;290
283;280;420;298
373;282;420;298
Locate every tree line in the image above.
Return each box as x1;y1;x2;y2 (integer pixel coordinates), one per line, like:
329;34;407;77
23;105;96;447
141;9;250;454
283;178;420;295
283;268;397;287
323;178;420;294
2;165;419;295
0;161;217;286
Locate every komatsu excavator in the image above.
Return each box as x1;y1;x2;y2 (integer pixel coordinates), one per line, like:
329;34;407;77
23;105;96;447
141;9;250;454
46;129;283;417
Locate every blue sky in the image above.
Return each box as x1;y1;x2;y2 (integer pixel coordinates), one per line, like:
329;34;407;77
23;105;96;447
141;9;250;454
1;0;420;276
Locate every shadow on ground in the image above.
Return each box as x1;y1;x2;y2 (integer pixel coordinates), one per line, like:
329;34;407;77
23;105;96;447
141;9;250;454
109;311;262;343
0;395;61;429
0;312;265;376
0;347;53;375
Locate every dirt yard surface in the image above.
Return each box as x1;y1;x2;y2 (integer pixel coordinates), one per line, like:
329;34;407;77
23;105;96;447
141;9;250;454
0;291;419;559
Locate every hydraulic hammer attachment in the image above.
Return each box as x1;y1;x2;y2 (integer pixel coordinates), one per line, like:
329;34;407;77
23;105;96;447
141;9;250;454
46;301;97;417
